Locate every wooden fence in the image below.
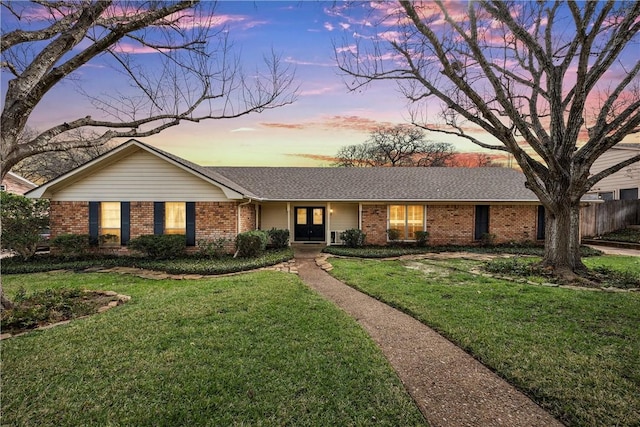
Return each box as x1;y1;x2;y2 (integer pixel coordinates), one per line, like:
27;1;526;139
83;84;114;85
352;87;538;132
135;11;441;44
580;199;640;237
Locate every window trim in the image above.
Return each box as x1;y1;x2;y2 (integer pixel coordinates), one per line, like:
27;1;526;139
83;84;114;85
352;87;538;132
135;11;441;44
387;204;426;241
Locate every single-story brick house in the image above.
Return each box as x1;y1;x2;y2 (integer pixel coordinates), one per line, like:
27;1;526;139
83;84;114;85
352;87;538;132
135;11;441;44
27;139;549;251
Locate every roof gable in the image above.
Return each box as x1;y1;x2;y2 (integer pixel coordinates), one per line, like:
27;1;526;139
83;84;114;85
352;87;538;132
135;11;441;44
27;140;249;200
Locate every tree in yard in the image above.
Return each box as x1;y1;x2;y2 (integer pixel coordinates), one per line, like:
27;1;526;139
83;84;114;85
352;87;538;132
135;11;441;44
0;191;50;261
334;124;456;167
336;1;640;277
1;0;297;180
12;128;117;183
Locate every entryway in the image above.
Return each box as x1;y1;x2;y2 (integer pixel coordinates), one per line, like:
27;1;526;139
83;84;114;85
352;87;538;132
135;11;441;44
294;207;325;242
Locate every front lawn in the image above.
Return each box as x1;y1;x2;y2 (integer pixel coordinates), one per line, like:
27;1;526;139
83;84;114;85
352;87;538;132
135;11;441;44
329;257;640;427
1;272;426;426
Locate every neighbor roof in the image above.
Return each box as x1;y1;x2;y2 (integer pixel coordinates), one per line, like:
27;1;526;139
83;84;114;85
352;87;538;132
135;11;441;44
210;167;539;202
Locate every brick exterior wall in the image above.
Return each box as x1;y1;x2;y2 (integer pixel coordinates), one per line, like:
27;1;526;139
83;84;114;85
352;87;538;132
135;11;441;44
239;203;257;233
361;204;388;245
489;205;537;243
427;205;475;245
360;203;539;246
50;201;242;254
50;201;89;238
130;202;154;239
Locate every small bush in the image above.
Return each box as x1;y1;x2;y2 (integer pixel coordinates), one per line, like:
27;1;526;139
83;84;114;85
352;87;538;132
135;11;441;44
484;257;537;276
340;229;366;248
235;230;269;257
0;192;50;260
197;237;231;258
51;234;91;258
386;228;402;244
128;234;186;259
267;228;290;249
479;233;496;246
414;231;430;247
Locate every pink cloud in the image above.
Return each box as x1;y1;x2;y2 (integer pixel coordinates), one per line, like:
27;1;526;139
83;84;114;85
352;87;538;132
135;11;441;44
260;115;395;133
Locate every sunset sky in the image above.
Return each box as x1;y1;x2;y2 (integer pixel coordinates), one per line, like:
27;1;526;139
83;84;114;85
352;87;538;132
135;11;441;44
3;1;638;167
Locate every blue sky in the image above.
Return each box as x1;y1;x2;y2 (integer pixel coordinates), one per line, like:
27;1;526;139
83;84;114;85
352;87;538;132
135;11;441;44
5;1;637;167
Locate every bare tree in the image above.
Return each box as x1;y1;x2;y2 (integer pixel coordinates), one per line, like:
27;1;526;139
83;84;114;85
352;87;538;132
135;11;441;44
12;129;117;183
337;1;640;277
334;124;456;167
1;1;297;180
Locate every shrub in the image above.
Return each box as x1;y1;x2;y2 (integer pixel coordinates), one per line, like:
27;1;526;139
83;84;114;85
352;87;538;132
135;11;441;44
128;234;186;259
267;228;290;249
386;228;402;244
51;234;90;258
479;233;496;246
197;237;231;258
340;229;366;248
414;231;430;247
0;192;49;260
235;230;269;257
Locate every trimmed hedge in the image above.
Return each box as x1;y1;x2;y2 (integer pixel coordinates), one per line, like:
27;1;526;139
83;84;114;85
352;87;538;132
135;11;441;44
235;230;269;257
128;234;186;259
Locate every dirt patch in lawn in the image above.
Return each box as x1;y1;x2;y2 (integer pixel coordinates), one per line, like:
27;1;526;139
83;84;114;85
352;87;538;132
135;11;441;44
1;290;130;339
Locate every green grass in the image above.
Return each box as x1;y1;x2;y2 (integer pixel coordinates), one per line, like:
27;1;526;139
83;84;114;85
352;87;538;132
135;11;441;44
583;255;640;275
1;272;427;426
329;257;640;427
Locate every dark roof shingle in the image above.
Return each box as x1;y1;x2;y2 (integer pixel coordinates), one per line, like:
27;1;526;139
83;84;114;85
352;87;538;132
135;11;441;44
208;167;538;201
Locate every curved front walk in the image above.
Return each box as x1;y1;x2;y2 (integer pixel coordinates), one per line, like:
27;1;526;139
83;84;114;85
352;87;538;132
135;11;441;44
294;248;562;427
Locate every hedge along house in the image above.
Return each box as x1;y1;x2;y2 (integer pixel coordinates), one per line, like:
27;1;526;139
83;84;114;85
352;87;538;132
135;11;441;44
27;139;548;251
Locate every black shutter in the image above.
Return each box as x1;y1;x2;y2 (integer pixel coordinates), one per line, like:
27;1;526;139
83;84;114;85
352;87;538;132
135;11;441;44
474;205;490;240
537;205;545;240
88;202;99;246
121;202;130;245
186;202;196;246
154;202;165;235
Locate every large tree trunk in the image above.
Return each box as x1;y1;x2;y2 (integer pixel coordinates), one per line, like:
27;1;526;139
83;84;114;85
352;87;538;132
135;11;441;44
541;201;586;278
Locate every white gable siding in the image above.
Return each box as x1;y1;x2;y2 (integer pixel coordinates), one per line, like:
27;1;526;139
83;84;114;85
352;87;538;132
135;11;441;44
52;150;231;202
589;147;640;198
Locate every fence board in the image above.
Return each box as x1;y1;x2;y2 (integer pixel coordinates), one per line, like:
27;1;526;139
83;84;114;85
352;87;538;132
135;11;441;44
580;199;640;237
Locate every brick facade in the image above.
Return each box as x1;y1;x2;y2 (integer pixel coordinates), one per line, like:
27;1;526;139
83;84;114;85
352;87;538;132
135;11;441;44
360;203;539;246
51;200;243;254
239;203;257;233
489;205;537;243
50;200;539;251
50;201;89;238
361;204;388;245
427;205;475;245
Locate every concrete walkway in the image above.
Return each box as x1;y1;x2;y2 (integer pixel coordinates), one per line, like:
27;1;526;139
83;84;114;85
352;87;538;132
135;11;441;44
294;246;562;427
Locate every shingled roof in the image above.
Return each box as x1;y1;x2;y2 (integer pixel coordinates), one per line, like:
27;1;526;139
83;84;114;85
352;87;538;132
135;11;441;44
209;167;538;202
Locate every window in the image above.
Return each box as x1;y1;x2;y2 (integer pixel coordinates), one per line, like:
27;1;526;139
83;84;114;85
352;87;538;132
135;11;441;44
0;184;5;191
101;202;121;244
165;202;186;234
388;205;425;240
536;205;545;240
474;205;490;240
598;192;614;201
620;188;638;200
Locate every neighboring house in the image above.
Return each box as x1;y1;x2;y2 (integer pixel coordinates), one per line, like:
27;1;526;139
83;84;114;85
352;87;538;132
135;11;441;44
27;139;550;251
1;172;37;195
587;143;640;200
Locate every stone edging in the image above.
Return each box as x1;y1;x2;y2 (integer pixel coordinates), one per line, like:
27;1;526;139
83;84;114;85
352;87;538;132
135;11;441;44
0;290;131;340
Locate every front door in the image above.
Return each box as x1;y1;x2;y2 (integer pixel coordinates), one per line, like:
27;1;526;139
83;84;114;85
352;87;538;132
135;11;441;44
294;207;325;241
